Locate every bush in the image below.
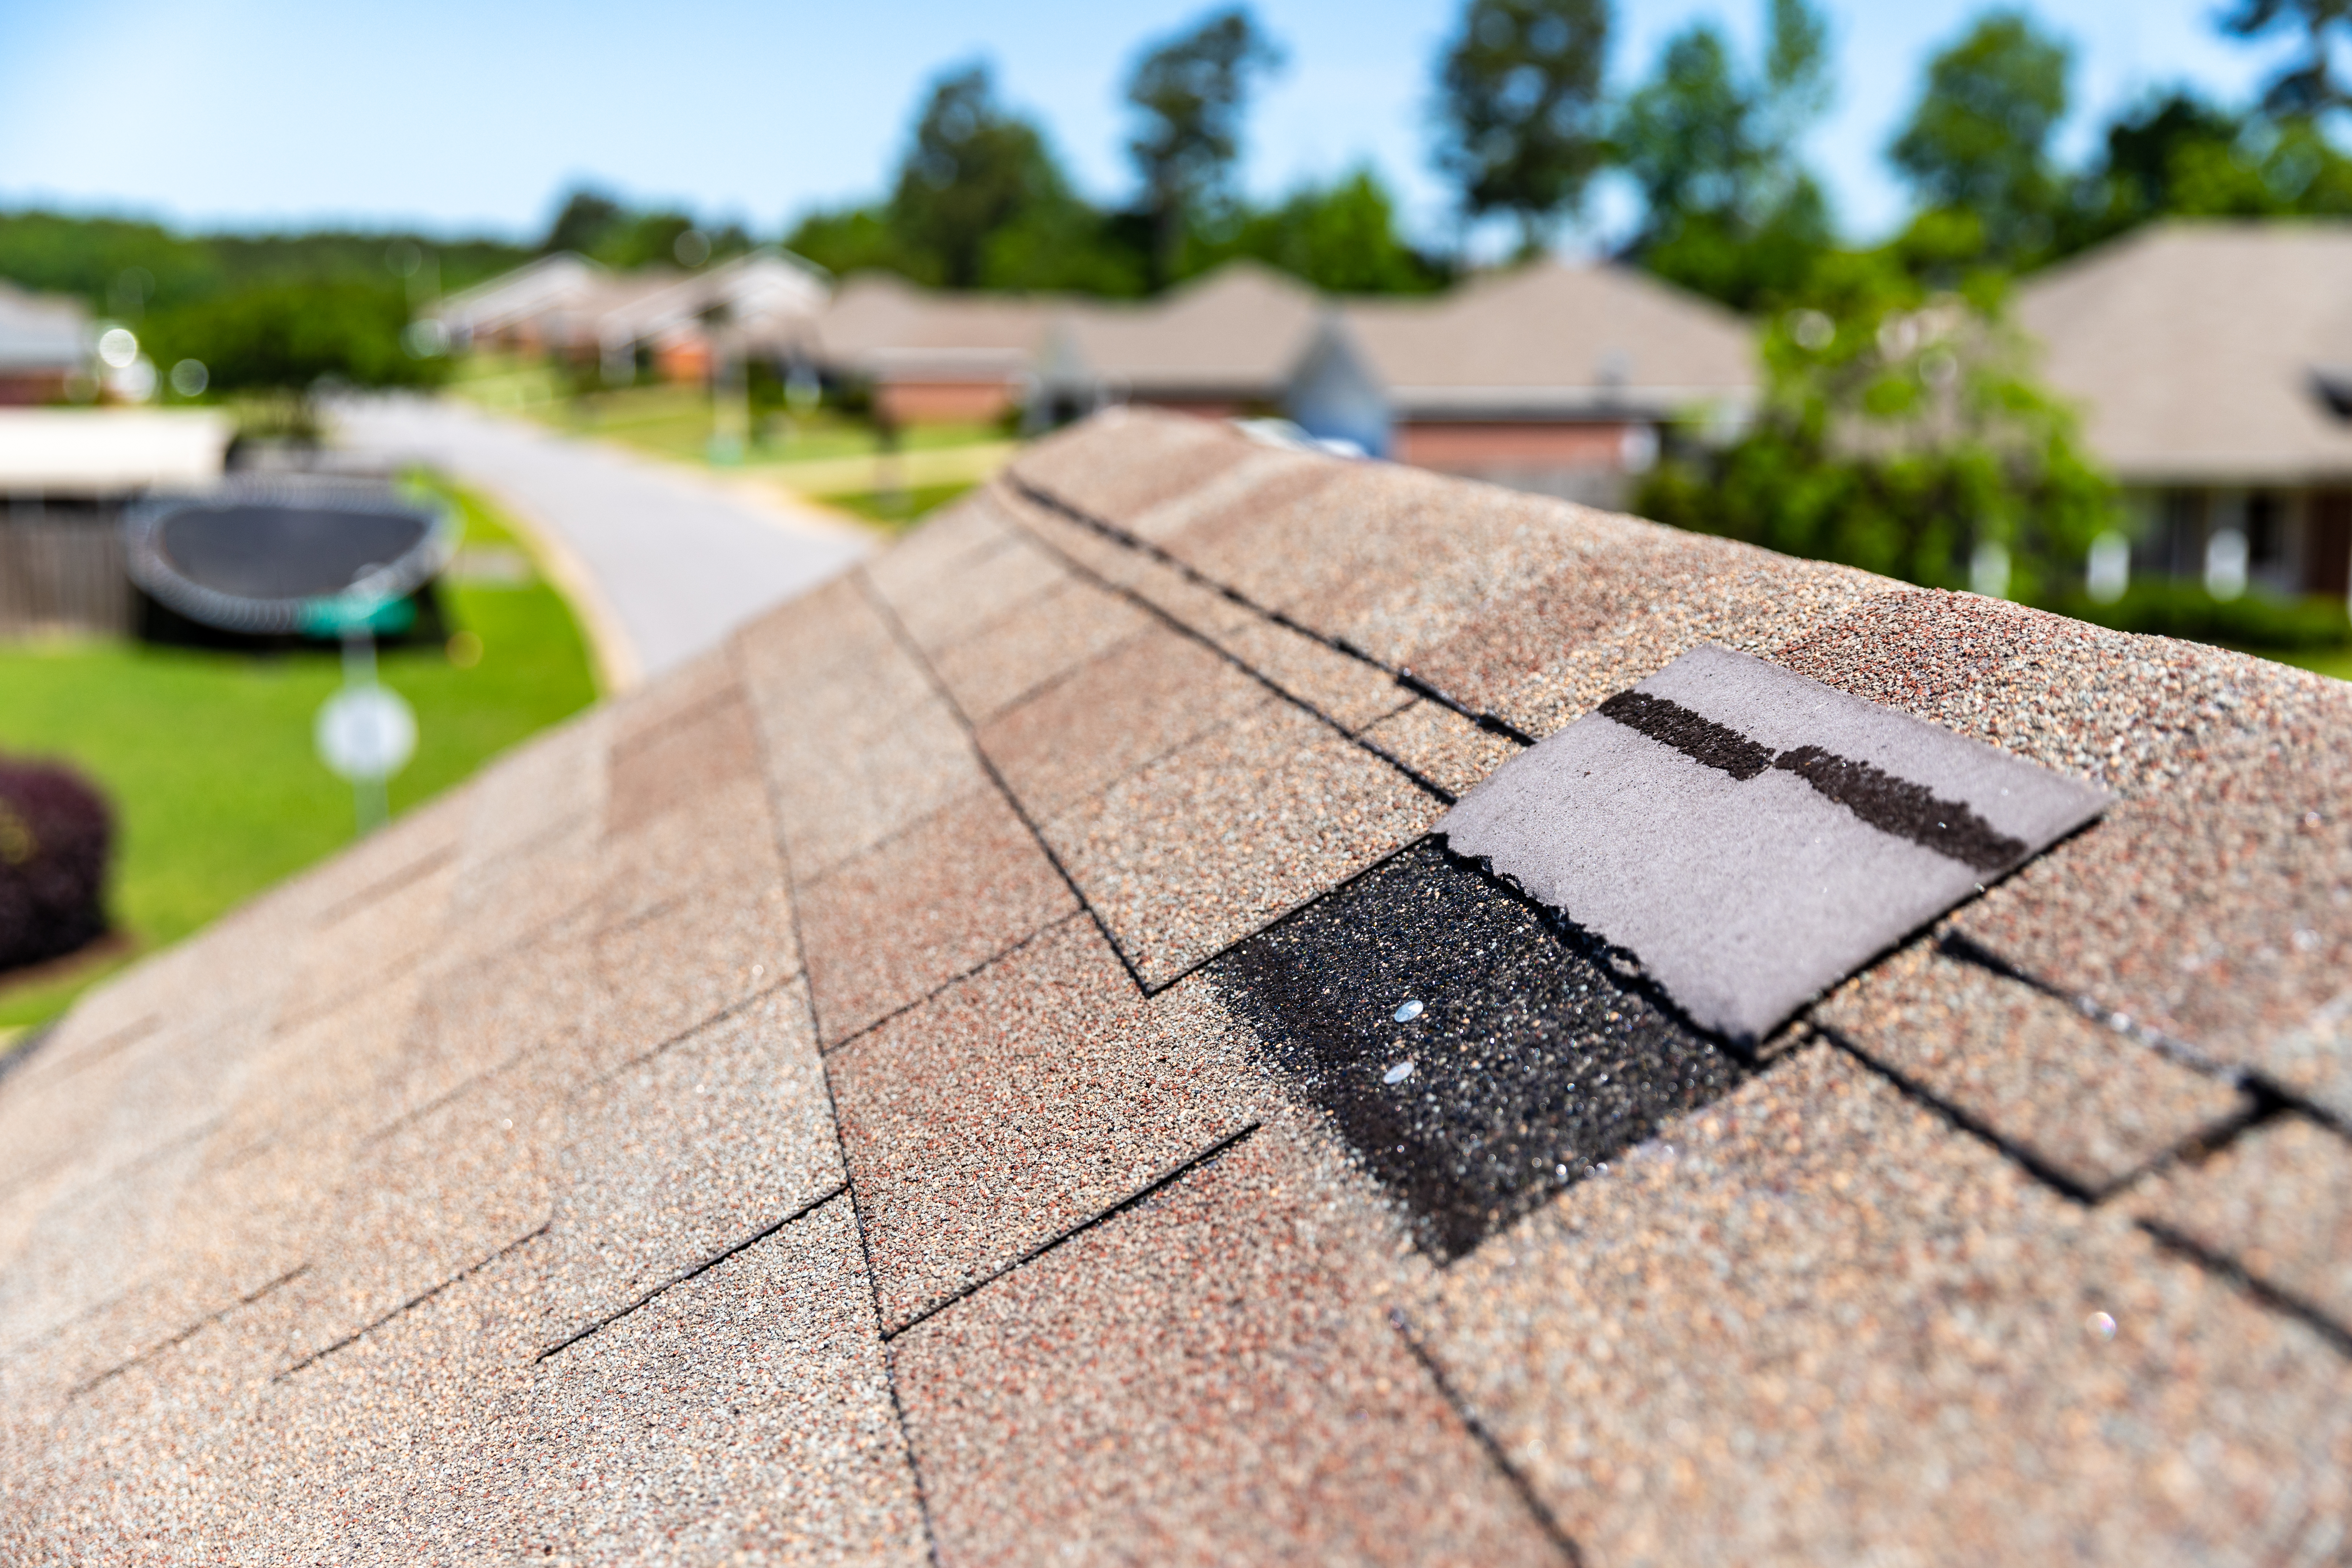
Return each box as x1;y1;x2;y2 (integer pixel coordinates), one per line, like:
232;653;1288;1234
2052;581;2352;653
0;758;114;973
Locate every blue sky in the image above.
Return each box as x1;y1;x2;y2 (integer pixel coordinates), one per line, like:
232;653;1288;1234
0;0;2300;248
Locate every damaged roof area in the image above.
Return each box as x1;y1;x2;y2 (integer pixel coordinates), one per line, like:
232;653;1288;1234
5;408;2352;1564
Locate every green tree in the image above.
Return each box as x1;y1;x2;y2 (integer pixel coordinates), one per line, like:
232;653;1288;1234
541;188;626;256
1214;168;1449;292
1888;10;2072;267
1432;0;1612;254
147;279;444;403
1614;0;1834;308
891;62;1082;289
1634;254;2113;605
2218;0;2352;116
1126;7;1286;288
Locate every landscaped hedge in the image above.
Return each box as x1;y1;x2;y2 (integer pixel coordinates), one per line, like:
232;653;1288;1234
0;757;114;974
2052;581;2352;653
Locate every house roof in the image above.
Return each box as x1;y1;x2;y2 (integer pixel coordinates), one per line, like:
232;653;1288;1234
1040;260;1324;400
1340;260;1758;420
432;252;608;339
811;273;1057;381
2016;219;2352;485
0;279;90;374
6;409;2352;1562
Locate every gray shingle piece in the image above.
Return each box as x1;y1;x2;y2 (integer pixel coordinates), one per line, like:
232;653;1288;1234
523;1197;930;1564
893;1119;1566;1566
1441;644;2109;1042
1815;940;2249;1193
1415;1045;2352;1566
2133;1115;2352;1331
830;920;1253;1331
539;983;842;1349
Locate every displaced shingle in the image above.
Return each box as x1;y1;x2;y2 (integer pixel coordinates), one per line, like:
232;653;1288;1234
1441;645;2109;1043
1815;939;2249;1193
1413;1044;2352;1565
830;918;1253;1331
1217;839;1750;1259
1042;695;1445;988
893;1121;1568;1567
798;784;1077;1046
2133;1114;2352;1332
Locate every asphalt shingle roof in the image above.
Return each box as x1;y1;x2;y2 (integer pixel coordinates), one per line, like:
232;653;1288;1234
5;407;2351;1563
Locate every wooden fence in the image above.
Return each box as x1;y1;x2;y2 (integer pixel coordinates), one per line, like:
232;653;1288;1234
0;513;132;638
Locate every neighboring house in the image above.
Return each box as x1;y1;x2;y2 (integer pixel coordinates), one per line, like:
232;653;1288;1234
1035;262;1326;424
433;250;827;384
810;274;1052;427
0;280;93;405
2018;221;2352;603
1333;262;1757;506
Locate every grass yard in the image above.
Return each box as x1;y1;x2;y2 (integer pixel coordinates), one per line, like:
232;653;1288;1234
0;479;598;1031
2262;646;2352;682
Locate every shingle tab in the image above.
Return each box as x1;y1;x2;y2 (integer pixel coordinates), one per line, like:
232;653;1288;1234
831;919;1253;1331
1441;644;2110;1042
2133;1114;2352;1332
1815;939;2249;1193
1414;1045;2352;1565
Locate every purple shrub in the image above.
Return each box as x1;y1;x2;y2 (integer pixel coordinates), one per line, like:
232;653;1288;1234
0;758;115;974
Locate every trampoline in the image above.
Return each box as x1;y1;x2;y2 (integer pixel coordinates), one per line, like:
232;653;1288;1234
125;478;457;637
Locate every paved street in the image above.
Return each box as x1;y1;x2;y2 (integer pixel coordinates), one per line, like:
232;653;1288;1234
337;396;871;686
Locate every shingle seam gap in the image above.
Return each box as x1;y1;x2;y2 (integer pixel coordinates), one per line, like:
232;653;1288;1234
68;1264;311;1402
734;622;947;1568
599;972;807;1080
605;682;747;761
820;911;1092;1058
1935;930;2256;1089
1003;472;1537;745
532;1187;849;1364
881;1121;1263;1344
0;1013;158;1096
1005;505;1456;808
311;842;461;930
1386;1305;1587;1567
851;565;1152;998
813;1052;948;1568
2136;1219;2352;1358
274;1220;552;1382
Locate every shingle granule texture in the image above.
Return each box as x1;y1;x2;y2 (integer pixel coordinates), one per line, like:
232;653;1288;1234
1412;1045;2352;1565
891;1121;1565;1566
1041;695;1445;986
832;919;1254;1331
2133;1114;2352;1331
9;407;2352;1563
1814;939;2250;1194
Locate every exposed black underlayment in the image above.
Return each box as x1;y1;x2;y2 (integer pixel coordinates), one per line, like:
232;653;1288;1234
1595;691;2027;872
1213;839;1749;1261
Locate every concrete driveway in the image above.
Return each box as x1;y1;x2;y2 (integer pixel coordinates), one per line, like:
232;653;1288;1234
336;396;873;688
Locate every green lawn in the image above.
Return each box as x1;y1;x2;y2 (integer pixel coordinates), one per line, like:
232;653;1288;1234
2260;646;2352;682
0;479;598;1031
828;480;980;530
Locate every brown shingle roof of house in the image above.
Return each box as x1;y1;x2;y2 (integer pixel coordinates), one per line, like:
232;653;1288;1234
6;409;2352;1561
2017;219;2352;485
813;272;1057;379
1040;260;1324;400
1340;260;1758;418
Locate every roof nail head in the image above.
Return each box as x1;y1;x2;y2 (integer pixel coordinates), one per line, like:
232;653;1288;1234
1393;999;1424;1023
1383;1060;1415;1085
